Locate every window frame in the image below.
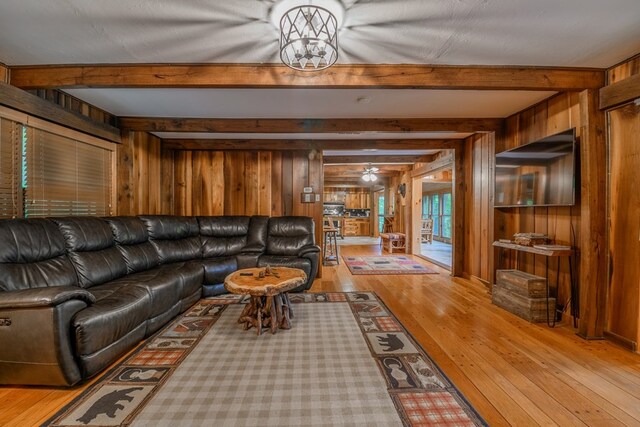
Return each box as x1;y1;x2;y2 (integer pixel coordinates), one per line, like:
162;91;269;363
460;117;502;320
0;105;117;219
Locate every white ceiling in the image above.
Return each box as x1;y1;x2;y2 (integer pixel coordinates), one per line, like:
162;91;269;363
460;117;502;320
64;88;555;119
1;0;639;148
1;0;639;67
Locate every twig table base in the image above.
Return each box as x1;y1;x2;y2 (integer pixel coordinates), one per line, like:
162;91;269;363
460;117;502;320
224;267;307;336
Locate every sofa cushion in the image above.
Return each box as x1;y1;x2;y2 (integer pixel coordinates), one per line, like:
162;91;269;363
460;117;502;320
197;216;251;257
107;269;181;320
74;283;150;356
140;216;201;264
53;217;127;288
105;217;159;273
202;256;237;286
266;216;315;256
0;219;77;291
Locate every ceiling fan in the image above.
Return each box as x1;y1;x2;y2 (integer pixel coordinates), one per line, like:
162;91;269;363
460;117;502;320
362;165;379;182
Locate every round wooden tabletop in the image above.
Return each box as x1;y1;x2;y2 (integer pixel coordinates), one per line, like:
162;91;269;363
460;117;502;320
224;267;307;297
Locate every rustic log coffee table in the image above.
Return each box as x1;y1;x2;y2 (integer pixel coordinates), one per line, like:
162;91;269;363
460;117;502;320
224;267;307;335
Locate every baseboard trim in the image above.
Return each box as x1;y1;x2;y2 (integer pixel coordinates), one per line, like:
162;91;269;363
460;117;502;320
462;273;491;290
603;330;638;352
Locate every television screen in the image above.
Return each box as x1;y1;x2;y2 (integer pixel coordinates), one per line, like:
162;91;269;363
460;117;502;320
494;129;576;207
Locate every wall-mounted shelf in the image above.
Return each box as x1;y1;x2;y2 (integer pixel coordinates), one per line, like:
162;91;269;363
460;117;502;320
492;241;574;257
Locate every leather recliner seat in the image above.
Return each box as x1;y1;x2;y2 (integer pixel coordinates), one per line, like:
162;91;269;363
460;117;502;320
0;215;319;386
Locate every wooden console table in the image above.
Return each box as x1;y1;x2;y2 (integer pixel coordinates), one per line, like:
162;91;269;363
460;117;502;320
492;241;577;327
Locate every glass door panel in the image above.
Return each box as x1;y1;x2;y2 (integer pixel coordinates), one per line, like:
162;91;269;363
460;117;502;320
441;192;452;240
377;195;385;232
431;194;440;236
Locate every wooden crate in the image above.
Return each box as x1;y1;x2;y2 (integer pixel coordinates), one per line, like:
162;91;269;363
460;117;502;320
496;269;547;298
492;283;556;323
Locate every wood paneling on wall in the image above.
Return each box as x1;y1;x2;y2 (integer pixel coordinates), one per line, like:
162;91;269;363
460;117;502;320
117;131;169;215
608;54;640;84
29;89;118;128
170;150;323;248
0;64;8;83
606;55;640;349
464;133;494;284
608;102;640;347
483;93;583;321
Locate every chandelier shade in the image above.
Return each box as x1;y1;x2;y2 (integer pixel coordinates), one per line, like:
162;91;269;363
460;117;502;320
279;5;338;71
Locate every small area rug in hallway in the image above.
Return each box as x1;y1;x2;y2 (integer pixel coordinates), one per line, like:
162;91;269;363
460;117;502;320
343;255;439;275
44;292;483;427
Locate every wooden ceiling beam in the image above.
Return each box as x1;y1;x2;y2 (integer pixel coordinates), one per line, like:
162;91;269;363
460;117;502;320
599;73;640;110
324;171;400;178
162;138;462;151
325;164;412;173
324;181;380;187
10;64;604;91
124;117;501;133
323;154;435;164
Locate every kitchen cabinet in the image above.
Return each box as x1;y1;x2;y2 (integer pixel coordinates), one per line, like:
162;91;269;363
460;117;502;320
345;192;369;209
325;187;371;209
343;218;371;236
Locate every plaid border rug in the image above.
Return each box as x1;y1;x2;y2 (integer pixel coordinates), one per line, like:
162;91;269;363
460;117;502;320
343;255;439;275
44;292;485;427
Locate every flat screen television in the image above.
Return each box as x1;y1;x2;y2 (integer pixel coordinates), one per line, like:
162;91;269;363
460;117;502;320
494;128;577;207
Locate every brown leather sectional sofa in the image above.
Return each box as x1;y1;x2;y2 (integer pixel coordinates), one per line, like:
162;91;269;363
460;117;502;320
0;215;319;386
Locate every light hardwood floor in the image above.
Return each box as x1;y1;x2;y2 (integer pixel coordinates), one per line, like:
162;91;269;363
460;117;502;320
2;244;640;426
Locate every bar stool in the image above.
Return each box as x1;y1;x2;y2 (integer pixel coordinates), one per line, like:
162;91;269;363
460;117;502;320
323;221;339;265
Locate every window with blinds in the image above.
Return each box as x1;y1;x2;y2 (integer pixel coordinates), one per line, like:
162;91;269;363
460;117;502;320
24;127;113;217
0;118;23;219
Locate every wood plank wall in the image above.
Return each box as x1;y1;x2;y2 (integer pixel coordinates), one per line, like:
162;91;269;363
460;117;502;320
112;137;326;269
465;93;583;319
463;133;494;284
28;89;118;128
0;64;8;83
605;55;640;349
168;149;324;251
117;131;171;215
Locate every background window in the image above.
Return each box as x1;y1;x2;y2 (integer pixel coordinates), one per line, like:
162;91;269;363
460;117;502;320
24;128;113;217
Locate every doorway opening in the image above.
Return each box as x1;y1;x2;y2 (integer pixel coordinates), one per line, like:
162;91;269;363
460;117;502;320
416;167;453;269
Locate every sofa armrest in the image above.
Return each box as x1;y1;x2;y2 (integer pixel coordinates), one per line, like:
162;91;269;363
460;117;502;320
0;286;92;386
0;286;95;310
298;244;321;257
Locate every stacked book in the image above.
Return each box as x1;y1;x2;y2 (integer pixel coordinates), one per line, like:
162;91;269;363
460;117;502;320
513;232;549;246
492;269;555;323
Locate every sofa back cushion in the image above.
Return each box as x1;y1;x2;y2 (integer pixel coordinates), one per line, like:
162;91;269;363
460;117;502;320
266;216;315;256
53;217;127;289
104;217;159;274
139;215;201;263
198;216;252;258
0;219;78;291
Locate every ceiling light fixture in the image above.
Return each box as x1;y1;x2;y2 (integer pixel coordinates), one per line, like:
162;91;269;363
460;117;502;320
279;3;338;71
362;165;379;182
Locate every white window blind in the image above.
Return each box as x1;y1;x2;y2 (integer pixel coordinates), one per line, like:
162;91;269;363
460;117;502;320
24;127;113;217
0;118;23;219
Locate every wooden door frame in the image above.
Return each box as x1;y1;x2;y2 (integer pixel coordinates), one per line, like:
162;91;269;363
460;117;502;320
422;189;454;243
410;145;466;276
